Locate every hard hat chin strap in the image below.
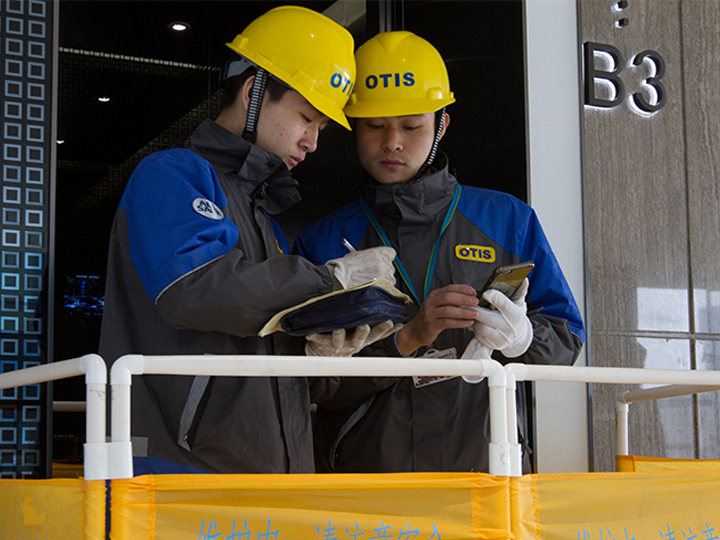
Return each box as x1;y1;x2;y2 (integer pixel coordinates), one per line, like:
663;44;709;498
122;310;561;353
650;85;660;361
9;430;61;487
413;107;446;181
243;67;268;143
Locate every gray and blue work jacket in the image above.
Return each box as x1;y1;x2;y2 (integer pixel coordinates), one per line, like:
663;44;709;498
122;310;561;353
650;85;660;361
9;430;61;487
100;119;336;474
294;154;585;474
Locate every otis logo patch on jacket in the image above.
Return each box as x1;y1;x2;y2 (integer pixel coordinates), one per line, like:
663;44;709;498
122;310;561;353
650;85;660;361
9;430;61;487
455;244;495;263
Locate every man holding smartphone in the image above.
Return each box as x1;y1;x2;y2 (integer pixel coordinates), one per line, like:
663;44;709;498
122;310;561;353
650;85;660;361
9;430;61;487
293;31;585;473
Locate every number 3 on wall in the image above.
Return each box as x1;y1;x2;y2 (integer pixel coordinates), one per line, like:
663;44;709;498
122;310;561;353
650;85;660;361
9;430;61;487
584;41;667;114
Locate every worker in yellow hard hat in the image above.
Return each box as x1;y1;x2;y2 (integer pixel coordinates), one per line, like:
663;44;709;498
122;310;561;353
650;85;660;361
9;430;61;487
223;5;355;145
99;6;398;475
343;30;455;182
294;31;585;474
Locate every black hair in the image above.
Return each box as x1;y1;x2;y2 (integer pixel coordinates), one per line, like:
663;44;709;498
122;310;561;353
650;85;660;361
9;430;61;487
220;67;291;111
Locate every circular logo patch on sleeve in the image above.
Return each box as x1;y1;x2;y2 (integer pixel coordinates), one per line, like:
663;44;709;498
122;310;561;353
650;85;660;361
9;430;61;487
192;198;224;220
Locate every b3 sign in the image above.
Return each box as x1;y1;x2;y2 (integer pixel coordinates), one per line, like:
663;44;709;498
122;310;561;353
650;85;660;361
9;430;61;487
584;41;666;114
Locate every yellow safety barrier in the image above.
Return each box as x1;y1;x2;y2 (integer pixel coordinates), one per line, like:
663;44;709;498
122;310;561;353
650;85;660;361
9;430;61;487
107;470;720;540
2;470;720;539
110;473;512;540
513;470;720;540
0;478;105;540
617;454;720;472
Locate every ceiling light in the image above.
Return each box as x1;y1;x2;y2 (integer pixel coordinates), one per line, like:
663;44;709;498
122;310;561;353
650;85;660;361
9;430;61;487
169;22;190;32
98;97;110;103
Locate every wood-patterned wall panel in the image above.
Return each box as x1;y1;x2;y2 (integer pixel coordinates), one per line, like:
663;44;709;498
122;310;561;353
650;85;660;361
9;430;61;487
578;0;706;469
581;0;689;335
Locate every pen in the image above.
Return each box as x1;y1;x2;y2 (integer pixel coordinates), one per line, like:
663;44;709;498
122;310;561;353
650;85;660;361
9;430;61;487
340;237;357;252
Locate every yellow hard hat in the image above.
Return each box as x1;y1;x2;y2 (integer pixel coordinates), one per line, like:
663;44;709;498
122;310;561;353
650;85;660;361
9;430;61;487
345;31;455;118
226;6;356;130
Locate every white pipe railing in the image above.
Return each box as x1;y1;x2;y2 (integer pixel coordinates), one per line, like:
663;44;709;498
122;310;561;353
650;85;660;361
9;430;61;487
616;384;720;457
503;368;522;477
7;353;720;480
505;363;720;470
110;356;720;479
109;354;508;478
504;364;720;386
0;354;107;479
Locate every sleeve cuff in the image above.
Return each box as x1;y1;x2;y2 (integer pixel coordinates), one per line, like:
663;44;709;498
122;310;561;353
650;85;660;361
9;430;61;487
393;331;418;358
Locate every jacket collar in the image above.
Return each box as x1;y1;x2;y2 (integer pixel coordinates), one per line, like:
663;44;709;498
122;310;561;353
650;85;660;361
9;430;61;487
363;153;457;225
184;119;301;215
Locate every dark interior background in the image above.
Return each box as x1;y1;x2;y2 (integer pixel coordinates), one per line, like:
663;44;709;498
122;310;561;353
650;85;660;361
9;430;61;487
52;0;526;464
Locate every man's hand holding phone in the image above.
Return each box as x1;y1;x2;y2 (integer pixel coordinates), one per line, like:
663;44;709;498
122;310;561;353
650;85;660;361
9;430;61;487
476;261;534;308
470;275;533;358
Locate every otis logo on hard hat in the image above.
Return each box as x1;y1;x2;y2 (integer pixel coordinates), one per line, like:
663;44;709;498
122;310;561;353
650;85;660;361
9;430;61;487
330;72;354;95
455;245;495;263
365;72;415;89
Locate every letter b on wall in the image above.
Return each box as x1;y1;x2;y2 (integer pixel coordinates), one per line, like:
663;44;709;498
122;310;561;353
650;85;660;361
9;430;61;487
584;41;626;108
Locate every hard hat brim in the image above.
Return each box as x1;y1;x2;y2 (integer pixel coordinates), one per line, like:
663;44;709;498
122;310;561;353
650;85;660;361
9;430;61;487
345;95;455;119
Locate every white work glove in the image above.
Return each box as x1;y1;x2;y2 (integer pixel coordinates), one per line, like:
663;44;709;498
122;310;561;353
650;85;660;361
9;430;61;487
470;278;533;358
325;247;397;289
460;338;493;384
305;320;400;357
